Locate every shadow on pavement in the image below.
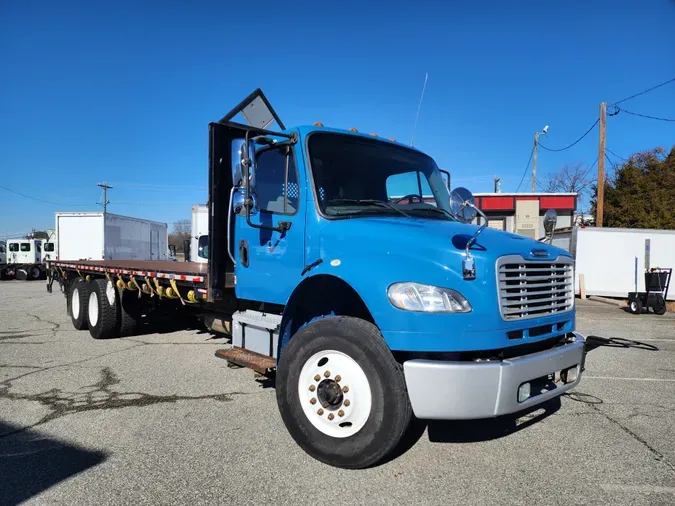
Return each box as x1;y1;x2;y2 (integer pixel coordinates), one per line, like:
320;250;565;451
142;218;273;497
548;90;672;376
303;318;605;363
0;422;107;506
379;397;561;465
426;396;562;443
584;335;659;352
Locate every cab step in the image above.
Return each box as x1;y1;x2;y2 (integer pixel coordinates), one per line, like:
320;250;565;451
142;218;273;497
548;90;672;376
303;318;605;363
215;347;276;375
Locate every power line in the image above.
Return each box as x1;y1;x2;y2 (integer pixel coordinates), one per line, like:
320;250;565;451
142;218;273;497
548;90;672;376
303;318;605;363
611;77;675;106
616;108;675;122
538;118;599;152
606;147;628;161
605;153;616;169
0;184;90;207
516;146;535;192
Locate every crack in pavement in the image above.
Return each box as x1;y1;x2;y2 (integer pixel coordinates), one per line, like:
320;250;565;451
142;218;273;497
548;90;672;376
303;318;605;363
0;366;260;439
587;400;675;474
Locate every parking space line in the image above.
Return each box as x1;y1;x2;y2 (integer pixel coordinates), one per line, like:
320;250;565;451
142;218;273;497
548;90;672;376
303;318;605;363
585;376;675;382
600;484;675;495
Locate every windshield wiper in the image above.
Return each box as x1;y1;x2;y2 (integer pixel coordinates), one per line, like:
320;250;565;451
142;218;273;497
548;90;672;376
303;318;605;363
405;207;456;220
325;199;410;218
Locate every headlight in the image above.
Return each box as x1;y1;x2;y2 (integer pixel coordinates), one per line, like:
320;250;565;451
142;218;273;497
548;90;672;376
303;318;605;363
387;282;471;313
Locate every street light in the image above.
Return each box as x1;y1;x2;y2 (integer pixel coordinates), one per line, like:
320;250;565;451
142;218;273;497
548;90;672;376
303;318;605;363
532;125;548;192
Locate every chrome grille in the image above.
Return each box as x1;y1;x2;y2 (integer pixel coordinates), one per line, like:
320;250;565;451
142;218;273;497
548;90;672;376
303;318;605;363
497;256;574;320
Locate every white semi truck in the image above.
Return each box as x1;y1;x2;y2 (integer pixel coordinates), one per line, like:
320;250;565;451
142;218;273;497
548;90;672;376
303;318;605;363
2;238;44;280
54;212;169;262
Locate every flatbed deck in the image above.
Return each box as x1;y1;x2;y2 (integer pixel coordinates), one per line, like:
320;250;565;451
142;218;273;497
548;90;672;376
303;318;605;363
50;260;207;283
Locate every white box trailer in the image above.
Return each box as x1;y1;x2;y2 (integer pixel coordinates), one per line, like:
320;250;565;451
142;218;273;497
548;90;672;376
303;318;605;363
190;204;209;264
55;212;168;262
552;226;675;301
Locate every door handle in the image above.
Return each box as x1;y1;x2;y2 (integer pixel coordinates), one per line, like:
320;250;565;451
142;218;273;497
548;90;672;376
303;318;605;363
239;240;249;268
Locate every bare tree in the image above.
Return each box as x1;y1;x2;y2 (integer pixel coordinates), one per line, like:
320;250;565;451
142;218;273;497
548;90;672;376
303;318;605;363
544;163;594;200
169;219;191;254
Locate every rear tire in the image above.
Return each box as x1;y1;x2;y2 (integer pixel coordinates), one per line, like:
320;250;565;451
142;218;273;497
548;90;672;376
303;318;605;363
119;290;140;336
87;278;120;339
654;305;667;315
276;316;412;469
69;279;89;330
29;266;42;280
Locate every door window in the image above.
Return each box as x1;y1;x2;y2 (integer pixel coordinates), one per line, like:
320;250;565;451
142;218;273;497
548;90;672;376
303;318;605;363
20;243;31;252
9;243;18;252
254;146;299;215
198;235;209;259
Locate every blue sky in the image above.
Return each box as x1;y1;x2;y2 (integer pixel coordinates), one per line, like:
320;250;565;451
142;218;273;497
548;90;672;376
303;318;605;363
1;0;674;238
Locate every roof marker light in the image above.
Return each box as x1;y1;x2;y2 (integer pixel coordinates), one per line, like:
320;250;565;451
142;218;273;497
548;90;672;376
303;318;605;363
389;137;396;142
349;127;358;132
370;132;378;137
314;122;324;127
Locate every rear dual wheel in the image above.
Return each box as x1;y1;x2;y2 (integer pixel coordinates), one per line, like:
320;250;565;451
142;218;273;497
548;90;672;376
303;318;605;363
68;278;139;338
87;278;139;339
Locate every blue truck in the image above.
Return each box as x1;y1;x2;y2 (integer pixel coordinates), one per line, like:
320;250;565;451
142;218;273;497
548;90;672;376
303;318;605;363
47;89;585;469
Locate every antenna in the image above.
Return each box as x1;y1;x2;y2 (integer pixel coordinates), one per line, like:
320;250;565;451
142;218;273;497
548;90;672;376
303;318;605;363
410;72;428;147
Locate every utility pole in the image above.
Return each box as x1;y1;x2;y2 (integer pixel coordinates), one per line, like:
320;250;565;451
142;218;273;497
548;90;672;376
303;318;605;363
532;132;539;192
97;182;112;213
531;125;548;192
596;102;606;227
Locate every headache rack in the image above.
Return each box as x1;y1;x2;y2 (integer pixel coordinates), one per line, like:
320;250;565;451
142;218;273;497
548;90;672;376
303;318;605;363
497;255;575;320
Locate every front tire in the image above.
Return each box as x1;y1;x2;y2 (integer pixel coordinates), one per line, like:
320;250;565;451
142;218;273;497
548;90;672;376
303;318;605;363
629;297;642;314
276;316;412;469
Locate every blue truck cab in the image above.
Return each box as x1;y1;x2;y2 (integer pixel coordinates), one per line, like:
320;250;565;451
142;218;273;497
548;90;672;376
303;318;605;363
206;90;585;469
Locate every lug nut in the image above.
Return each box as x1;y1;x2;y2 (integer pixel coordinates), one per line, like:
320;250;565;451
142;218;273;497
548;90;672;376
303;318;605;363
342;386;349;393
317;408;324;416
310;398;317;405
314;374;320;381
309;385;316;392
328;413;334;421
324;370;330;378
335;375;341;382
338;410;345;417
344;400;351;407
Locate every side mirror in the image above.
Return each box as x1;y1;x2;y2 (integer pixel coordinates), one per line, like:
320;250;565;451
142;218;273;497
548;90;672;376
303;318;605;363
543;209;557;245
543;209;558;235
450;187;478;223
232;189;258;216
232;139;256;189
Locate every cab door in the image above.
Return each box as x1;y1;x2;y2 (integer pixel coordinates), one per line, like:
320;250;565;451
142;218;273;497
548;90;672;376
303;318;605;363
233;143;305;305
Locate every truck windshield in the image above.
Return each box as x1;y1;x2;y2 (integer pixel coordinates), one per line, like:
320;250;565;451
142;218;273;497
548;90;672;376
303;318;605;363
308;133;453;220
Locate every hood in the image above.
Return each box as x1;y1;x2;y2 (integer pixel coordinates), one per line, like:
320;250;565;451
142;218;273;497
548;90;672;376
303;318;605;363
322;216;571;263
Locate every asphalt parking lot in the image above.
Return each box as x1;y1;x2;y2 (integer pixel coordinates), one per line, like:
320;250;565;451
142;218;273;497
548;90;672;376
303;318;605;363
1;281;674;506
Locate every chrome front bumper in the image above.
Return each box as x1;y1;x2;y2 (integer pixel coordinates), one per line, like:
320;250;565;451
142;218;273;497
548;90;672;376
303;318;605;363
403;332;586;420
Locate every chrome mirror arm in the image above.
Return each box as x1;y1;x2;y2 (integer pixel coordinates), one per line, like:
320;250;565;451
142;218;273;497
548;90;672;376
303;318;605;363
461;201;488;280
